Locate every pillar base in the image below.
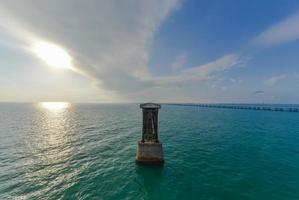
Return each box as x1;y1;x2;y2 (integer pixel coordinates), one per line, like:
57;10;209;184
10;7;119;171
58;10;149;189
136;141;164;164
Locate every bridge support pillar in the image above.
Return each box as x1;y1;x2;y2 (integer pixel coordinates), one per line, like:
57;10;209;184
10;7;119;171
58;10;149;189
136;141;164;164
136;103;164;165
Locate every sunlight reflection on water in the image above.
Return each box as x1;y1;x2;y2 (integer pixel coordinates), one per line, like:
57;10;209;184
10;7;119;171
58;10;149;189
38;102;70;112
23;102;78;198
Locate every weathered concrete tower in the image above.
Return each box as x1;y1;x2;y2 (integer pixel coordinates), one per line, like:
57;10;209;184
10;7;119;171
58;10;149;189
136;103;164;164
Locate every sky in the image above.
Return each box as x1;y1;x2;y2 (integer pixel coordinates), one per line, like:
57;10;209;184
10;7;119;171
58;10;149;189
1;0;299;103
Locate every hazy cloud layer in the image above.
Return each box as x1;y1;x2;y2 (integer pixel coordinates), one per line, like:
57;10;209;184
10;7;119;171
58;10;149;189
0;0;247;102
254;11;299;45
252;90;265;95
171;51;188;71
265;74;287;87
0;0;181;99
154;54;245;85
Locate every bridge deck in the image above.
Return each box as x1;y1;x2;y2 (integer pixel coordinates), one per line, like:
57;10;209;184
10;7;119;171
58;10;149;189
163;103;299;113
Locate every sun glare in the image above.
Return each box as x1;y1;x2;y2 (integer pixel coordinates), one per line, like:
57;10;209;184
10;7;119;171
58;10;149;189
33;42;73;70
39;102;70;111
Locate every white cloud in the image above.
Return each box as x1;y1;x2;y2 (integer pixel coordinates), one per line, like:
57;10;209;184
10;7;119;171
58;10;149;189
252;90;265;95
265;74;287;87
171;51;188;70
153;54;245;85
220;86;227;92
0;0;181;100
0;0;247;102
254;11;299;45
228;78;243;84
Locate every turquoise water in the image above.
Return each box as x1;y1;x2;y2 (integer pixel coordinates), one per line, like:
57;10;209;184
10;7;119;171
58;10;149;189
1;103;299;199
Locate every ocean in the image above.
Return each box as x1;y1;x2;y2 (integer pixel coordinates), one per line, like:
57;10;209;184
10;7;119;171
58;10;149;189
0;103;299;199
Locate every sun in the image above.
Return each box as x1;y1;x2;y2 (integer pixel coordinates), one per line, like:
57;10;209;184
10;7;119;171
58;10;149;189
32;42;73;70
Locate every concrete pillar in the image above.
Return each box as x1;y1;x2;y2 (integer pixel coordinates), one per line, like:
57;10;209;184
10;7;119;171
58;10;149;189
136;103;164;164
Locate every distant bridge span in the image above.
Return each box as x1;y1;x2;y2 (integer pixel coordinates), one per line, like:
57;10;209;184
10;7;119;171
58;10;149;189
162;103;299;113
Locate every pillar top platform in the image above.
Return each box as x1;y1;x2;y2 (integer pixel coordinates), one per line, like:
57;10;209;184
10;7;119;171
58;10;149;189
140;103;161;109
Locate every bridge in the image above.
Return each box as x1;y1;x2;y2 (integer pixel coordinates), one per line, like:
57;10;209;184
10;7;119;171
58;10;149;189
163;103;299;113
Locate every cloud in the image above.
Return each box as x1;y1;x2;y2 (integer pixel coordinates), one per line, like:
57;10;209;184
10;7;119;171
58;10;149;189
153;54;245;85
265;74;287;87
229;78;243;83
254;11;299;45
0;0;181;99
0;0;246;102
171;51;188;70
221;86;227;92
252;90;265;95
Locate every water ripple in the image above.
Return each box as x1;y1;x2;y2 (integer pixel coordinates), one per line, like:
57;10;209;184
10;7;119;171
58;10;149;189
0;103;299;199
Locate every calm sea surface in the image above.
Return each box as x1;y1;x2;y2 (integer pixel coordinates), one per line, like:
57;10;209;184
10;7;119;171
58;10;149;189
1;103;299;199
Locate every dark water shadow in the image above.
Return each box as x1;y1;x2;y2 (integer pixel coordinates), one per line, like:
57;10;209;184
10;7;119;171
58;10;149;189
135;164;164;199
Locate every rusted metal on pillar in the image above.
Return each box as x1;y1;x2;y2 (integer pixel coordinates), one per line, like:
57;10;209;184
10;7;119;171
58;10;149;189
136;103;164;164
141;103;160;143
